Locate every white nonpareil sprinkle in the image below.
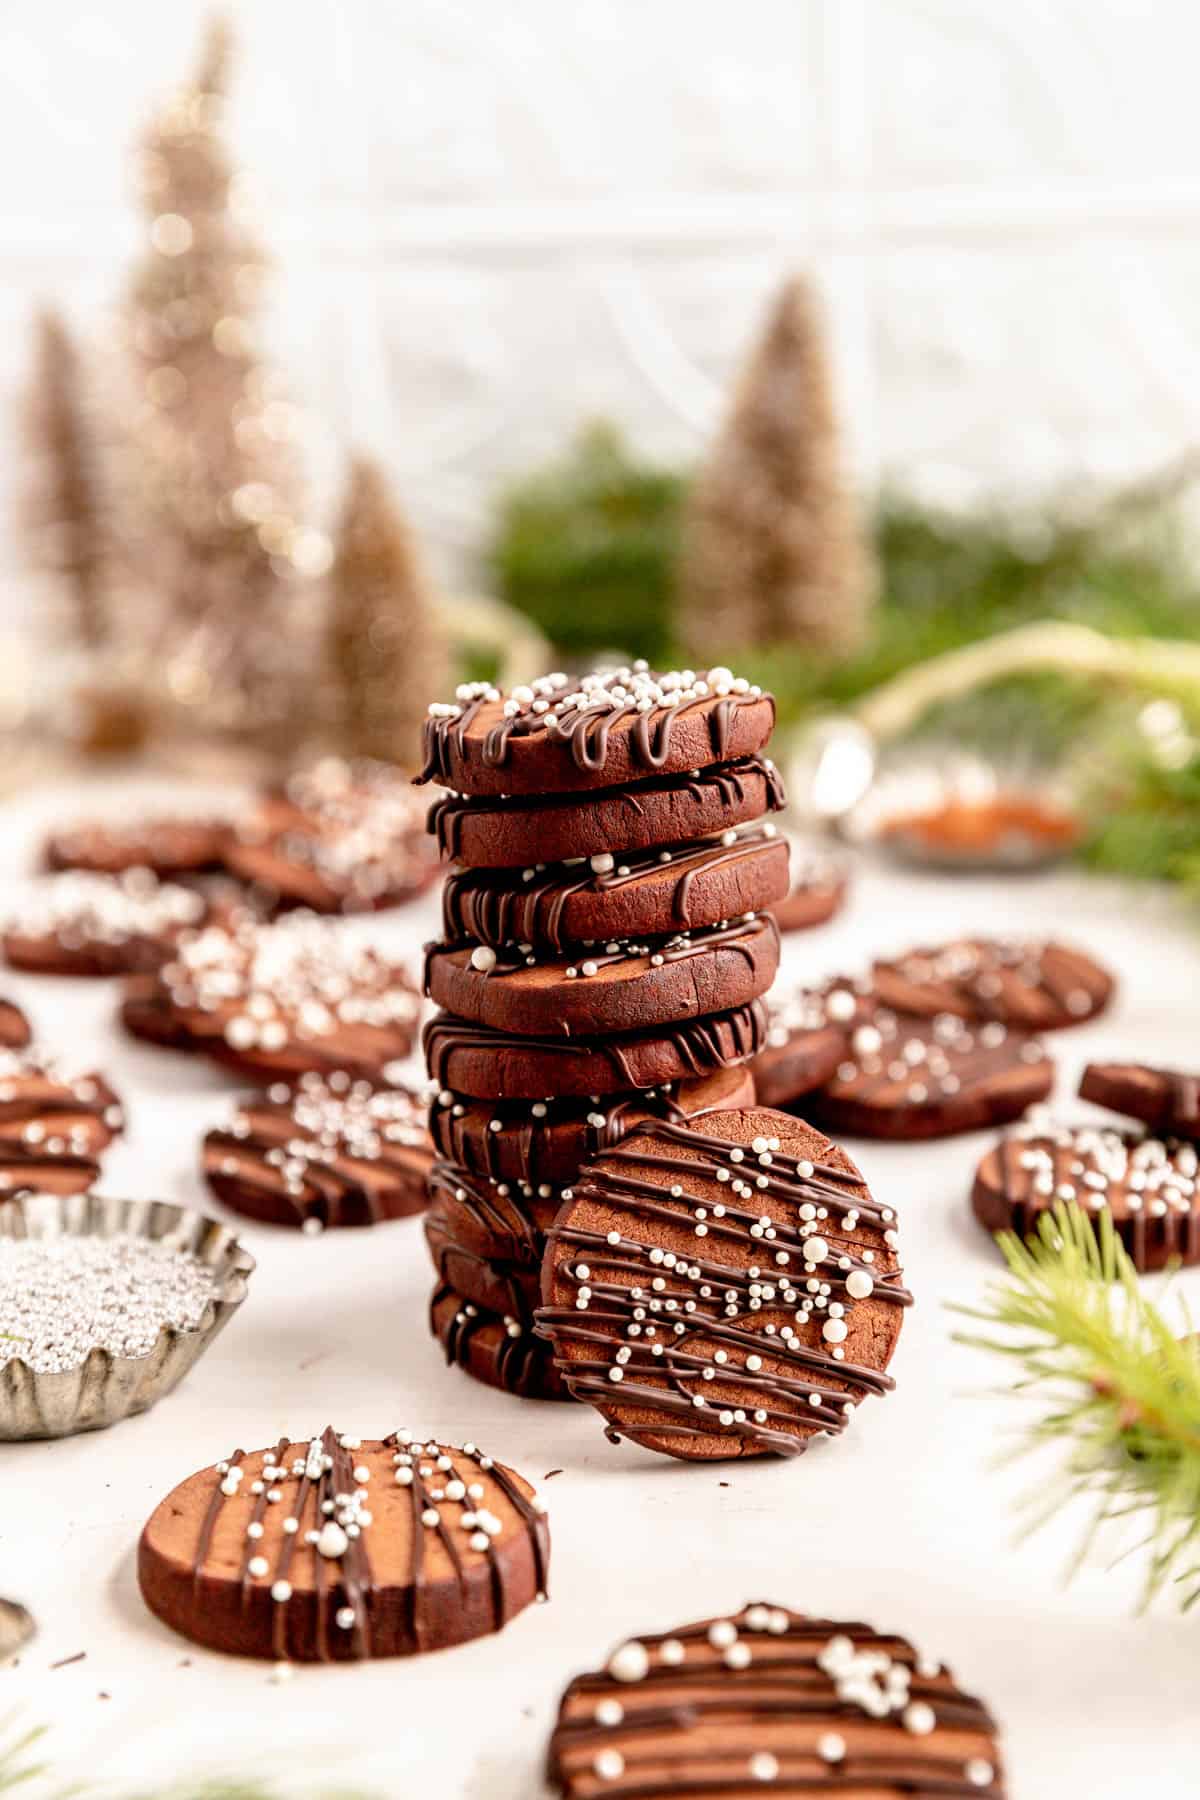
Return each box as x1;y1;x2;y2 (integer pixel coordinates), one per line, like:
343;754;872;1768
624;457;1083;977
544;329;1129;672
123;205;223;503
0;1235;216;1373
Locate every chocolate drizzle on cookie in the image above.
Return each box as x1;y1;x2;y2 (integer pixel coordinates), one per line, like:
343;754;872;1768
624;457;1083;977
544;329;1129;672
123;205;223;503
538;1115;910;1459
547;1603;1005;1797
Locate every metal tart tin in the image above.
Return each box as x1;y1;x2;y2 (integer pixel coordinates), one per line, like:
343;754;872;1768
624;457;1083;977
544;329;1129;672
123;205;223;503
0;1193;255;1440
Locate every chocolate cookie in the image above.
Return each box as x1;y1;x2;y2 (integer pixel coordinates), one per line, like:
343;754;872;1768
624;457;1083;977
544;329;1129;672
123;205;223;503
138;1426;550;1661
418;667;774;798
441;824;788;951
872;937;1113;1032
429;756;785;873
423;1001;766;1100
425;1206;543;1322
0;999;31;1049
547;1603;1005;1797
0;1048;123;1163
752;982;863;1110
431;1281;569;1401
1079;1061;1200;1139
203;1074;434;1230
120;917;421;1084
773;838;848;933
430;1066;755;1189
972;1112;1200;1271
538;1106;910;1460
228;760;437;915
44;814;232;879
424;914;779;1039
810;1010;1053;1140
3;871;207;978
428;1160;563;1270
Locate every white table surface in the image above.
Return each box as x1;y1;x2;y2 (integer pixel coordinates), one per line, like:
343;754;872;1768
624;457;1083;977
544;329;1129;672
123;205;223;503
1;776;1199;1797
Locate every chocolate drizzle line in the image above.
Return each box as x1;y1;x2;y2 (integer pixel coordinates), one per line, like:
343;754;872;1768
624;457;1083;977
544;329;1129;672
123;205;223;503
547;1605;1004;1797
538;1119;911;1458
433;1282;563;1400
426;756;786;862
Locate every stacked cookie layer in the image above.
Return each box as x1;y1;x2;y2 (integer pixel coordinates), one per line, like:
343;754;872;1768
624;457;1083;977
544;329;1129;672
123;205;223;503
417;665;789;1400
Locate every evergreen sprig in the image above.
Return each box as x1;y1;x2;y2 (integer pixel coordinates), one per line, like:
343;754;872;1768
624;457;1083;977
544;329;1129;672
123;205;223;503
952;1204;1200;1610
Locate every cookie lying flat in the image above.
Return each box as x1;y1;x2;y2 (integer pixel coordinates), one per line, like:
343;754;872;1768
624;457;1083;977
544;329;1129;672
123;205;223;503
773;838;848;933
418;667;774;798
431;1281;569;1401
203;1075;433;1230
442;822;788;950
547;1603;1005;1798
872;937;1113;1032
538;1106;910;1460
972;1112;1200;1271
428;756;785;872
0;1048;123;1164
120;917;421;1084
228;765;437;915
424;915;779;1038
44;814;232;879
811;1010;1053;1140
752;982;862;1109
3;871;207;978
138;1426;549;1661
429;1067;755;1188
1080;1060;1200;1140
423;1001;766;1100
0;999;31;1050
425;1206;543;1323
428;1160;563;1270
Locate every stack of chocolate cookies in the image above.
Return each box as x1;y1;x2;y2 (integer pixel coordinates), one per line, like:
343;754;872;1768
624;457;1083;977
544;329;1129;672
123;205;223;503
416;665;789;1401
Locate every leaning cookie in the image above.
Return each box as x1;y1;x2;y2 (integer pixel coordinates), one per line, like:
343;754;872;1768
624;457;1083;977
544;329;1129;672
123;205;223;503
202;1075;434;1230
547;1603;1005;1797
809;1011;1054;1141
538;1106;910;1460
872;937;1113;1032
424;915;779;1039
1079;1060;1200;1141
137;1426;549;1661
3;871;207;978
417;667;775;798
972;1111;1200;1271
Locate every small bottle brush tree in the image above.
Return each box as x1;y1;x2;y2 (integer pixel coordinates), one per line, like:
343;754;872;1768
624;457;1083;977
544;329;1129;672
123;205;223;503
120;15;320;750
678;275;876;659
327;455;449;768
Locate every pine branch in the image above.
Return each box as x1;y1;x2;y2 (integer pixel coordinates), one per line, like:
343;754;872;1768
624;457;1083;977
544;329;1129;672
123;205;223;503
952;1204;1200;1609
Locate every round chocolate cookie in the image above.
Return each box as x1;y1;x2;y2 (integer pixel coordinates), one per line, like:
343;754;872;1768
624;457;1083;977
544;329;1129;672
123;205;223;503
228;761;437;915
425;1207;543;1323
424;915;779;1039
138;1426;550;1661
0;1047;123;1165
431;1281;569;1401
119;917;421;1084
429;756;785;873
0;999;31;1050
203;1074;434;1230
538;1106;910;1461
871;937;1113;1032
1079;1060;1200;1139
773;838;848;933
441;823;788;951
428;1159;563;1270
418;666;774;798
752;982;863;1110
423;1001;767;1101
3;871;207;978
547;1603;1005;1797
430;1066;755;1189
44;813;232;879
972;1111;1200;1271
810;1010;1053;1140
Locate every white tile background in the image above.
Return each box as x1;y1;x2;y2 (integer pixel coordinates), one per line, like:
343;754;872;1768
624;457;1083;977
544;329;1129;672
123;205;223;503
3;0;1200;610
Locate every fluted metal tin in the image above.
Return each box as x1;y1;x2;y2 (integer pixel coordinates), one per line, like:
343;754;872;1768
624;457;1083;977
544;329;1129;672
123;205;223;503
0;1192;255;1440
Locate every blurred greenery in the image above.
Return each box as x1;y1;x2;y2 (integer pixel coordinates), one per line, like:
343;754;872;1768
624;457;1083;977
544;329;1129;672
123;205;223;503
488;424;1200;893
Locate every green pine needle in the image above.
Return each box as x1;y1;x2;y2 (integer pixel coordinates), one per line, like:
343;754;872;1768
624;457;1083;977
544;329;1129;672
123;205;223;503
952;1204;1200;1610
